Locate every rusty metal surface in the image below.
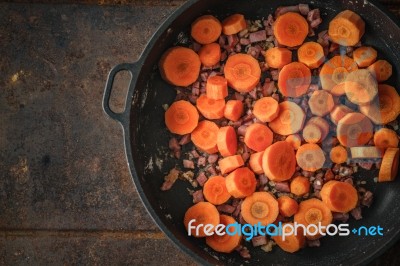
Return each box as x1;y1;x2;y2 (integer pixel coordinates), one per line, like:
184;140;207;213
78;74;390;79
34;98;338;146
0;0;399;264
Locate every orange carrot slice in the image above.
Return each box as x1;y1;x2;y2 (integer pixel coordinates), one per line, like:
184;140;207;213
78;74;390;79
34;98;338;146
296;143;325;172
241;192;279;226
184;202;220;237
206;75;228;100
290;176;310;196
269;101;306;135
244;123;273;152
225;167;257;198
196;94;225;120
278;62;311;98
273;12;308;47
368;60;392;82
320;180;358;213
353;46;377;67
302;123;322;144
222;14;247;35
265;47;292;69
165;100;199;135
206;215;241;253
374;128;399;150
224;100;244;122
217;126;237;157
336;112;373;147
262;141;296;182
330;145;348;164
191;15;222;45
272;222;305;253
203;176;231;205
344;69;378;105
253;97;279;123
219;155;244;175
308;90;335;117
297;41;325;69
199;43;221;67
277;196;299;217
330;104;353;125
191;120;219;154
249;151;264;175
328;10;365;46
159;46;201;87
308;117;329;142
224;53;261;92
285;134;302;150
378;148;399;182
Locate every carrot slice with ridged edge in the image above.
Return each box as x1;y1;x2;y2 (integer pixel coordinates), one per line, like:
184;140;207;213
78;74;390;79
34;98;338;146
191;120;219;154
159;46;201;87
320;55;358;95
290;176;310;196
336;112;373;147
203;176;231;205
262;141;296;182
253;97;279;123
165;100;199;135
378;148;399;182
277;196;299;217
360;84;400;125
206;215;241;253
241;192;279;226
286;134;302;150
308;117;329;142
374;128;399;150
330;145;348;164
330;104;353;125
265;47;292;69
296;143;325;172
196;94;225;120
191;15;222;45
320;180;358;213
206;75;228;100
224;100;244;122
353;46;377;67
199;43;221;67
273;12;309;47
219;155;244;175
278;62;311;97
184;201;220;237
297;41;325;69
249;151;264;174
269;101;306;135
224;53;261;93
244;123;273;152
302;123;322;144
328;10;365;46
225;167;257;198
222;14;247;35
294;198;333;240
272;222;305;253
368;60;393;82
344;69;378;105
217;126;237;157
308;90;335;117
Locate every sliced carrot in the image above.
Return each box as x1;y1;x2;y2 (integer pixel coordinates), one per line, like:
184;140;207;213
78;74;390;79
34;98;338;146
330;104;353;125
222;14;247;35
285;134;302;150
159;46;201;87
203;176;231;205
184;201;220;237
350;146;383;159
224;100;244;122
196;94;225;120
219;154;244;175
294;198;333;240
320;55;358;94
278;62;311;97
297;41;325;69
199;43;221;67
206;75;228;100
224;53;261;92
217;126;237;157
302;123;322;144
290;176;310;196
320;180;358;213
308;90;335;117
191;15;222;45
262;141;296;182
374;128;399;150
378;148;399;182
308;117;329;142
328;10;365;46
244;123;273;152
225;167;257;198
296;143;325;172
277;196;299;217
273;12;308;47
253;97;279;123
330;145;348;164
241;192;279;226
265;47;292;69
206;215;241;253
353;46;377;67
336;112;373;147
249;151;264;175
272;222;305;253
165;100;199;135
360;84;400;125
269;101;306;135
344;69;378;105
368;60;392;82
191;120;219;154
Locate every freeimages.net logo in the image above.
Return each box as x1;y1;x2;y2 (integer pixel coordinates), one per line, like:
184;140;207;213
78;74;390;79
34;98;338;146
187;219;384;240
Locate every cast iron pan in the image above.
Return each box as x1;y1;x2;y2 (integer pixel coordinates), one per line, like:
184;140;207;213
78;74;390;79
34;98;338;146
103;0;400;265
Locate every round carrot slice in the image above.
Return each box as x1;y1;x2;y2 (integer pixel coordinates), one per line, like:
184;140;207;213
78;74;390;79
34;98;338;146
222;14;247;35
241;192;279;226
336;112;373;147
278;62;311;97
277;196;299;217
272;222;305;253
196;94;225;120
206;215;242;253
203;176;231;205
199;43;221;67
269;101;306;136
224;53;261;93
320;180;358;213
265;47;292;69
184;201;220;237
159;46;201;87
328;10;365;46
290;176;310;196
330;145;348;164
244;123;273;152
191;120;219;154
344;69;378;105
225;167;256;198
368;60;392;82
253;97;279;123
308;90;335;117
273;12;308;47
224;100;244;122
165;100;199;135
297;41;325;69
262;141;296;182
296;143;325;172
191;15;222;45
374;128;399;150
353;46;377;67
378;148;399;182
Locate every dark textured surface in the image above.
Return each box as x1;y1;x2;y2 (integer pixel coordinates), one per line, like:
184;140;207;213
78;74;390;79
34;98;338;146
0;0;398;265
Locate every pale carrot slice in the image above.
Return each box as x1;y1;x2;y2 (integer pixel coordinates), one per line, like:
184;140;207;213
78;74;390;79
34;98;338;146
278;62;311;97
328;10;365;46
353;46;377;67
296;143;325;172
308;90;335;117
368;60;392;82
330;105;353;125
336;112;373;147
344;69;378;105
269;101;306;136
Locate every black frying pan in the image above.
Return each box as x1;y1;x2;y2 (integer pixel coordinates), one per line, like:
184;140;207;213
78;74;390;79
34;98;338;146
102;0;400;265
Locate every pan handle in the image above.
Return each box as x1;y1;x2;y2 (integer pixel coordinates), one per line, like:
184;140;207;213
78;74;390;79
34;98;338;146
102;62;140;123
